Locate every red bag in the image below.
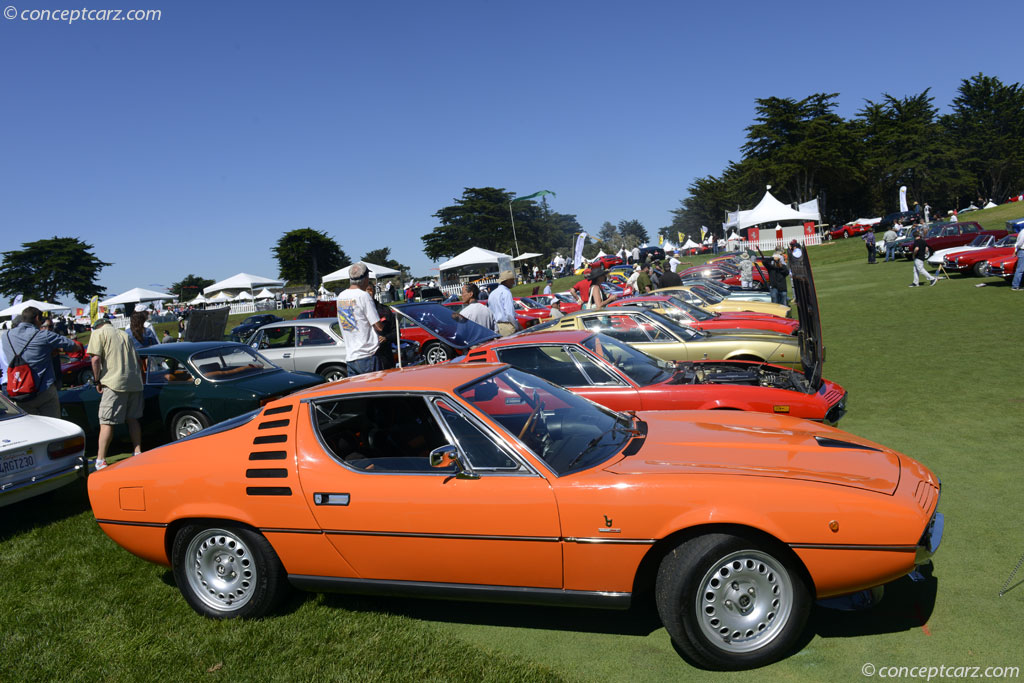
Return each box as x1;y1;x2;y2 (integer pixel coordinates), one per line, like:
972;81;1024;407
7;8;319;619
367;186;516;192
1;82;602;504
5;330;40;401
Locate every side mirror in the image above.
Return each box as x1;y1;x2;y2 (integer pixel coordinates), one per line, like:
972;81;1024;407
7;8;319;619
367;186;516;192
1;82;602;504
428;445;479;480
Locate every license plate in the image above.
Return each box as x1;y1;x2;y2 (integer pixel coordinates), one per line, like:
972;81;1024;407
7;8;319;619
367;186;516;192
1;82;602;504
1;450;36;476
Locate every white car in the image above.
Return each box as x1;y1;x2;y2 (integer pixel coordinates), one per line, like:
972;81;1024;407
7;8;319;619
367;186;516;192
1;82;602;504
927;234;1001;266
298;296;316;306
1;392;87;507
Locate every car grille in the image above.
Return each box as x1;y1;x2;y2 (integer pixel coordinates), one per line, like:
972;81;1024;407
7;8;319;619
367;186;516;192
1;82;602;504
990;264;1008;276
914;479;939;513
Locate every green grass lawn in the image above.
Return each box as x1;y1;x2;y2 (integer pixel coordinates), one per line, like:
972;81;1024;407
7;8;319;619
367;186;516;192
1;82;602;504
5;240;1024;681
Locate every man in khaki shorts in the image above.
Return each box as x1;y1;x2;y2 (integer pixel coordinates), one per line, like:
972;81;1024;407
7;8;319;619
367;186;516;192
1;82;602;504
86;318;144;470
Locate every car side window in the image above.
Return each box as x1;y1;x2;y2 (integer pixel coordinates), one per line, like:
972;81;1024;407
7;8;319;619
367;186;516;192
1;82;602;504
260;326;295;349
495;345;590;387
640;318;676;342
313;395;450;473
566;348;624;386
581;315;651;344
434;400;519;470
963;224;978;233
297;326;334;347
145;355;194;385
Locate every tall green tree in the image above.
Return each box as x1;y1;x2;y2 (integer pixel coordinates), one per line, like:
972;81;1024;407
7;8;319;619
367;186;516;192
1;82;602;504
0;236;110;303
360;247;408;278
945;73;1024;203
617;219;649;245
422;188;580;261
272;228;348;286
169;274;215;300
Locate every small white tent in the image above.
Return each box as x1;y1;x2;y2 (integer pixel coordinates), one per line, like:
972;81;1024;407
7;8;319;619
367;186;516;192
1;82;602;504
436;247;510;272
723;190;821;231
99;287;175;307
204;273;284;295
322;262;400;283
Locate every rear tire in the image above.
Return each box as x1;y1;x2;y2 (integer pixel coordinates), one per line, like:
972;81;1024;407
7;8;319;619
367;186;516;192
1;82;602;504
655;533;811;670
172;524;288;619
78;368;94;385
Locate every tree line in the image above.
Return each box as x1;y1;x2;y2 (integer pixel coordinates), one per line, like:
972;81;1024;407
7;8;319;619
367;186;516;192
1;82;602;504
666;73;1024;239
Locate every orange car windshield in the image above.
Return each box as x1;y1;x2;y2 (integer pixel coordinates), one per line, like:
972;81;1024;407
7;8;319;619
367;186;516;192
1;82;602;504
457;368;633;475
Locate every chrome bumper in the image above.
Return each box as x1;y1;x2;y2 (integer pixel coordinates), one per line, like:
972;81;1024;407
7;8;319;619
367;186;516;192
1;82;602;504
915;511;944;564
0;455;87;507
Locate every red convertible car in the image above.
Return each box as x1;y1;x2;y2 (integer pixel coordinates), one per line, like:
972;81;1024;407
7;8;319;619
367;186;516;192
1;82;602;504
608;295;799;335
458;330;845;424
941;234;1018;276
828;222;875;240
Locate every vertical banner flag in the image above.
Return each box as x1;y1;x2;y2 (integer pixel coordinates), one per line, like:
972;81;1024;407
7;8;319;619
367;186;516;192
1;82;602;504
12;294;23;306
899;186;908;213
700;226;708;242
573;232;588;270
677;232;684;244
89;295;99;324
658;234;664;246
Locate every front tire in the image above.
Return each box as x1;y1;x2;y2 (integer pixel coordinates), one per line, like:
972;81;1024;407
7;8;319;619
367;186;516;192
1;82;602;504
171;410;210;441
319;364;346;382
655;533;810;670
172;524;288;619
422;342;453;365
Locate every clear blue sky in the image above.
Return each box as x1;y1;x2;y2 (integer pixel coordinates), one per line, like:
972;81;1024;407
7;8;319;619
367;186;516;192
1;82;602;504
1;0;1019;307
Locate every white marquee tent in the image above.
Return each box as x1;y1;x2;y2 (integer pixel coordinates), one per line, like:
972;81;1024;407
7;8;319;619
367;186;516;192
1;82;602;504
233;291;254;300
512;252;543;261
436;247;510;272
0;299;70;318
204;273;284;295
254;288;276;299
723;190;821;232
322;262;400;283
99;287;175;307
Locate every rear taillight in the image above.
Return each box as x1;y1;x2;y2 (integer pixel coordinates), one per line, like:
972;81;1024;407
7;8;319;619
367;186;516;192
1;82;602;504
48;436;85;459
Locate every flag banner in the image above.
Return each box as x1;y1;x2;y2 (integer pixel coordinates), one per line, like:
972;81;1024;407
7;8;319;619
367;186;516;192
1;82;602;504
13;294;23;306
573;232;588;270
658;234;664;246
700;226;708;241
899;186;908;213
512;190;557;202
677;231;684;244
89;296;98;323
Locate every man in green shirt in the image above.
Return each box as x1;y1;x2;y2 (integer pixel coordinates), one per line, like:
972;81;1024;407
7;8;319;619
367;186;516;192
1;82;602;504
86;319;144;469
635;263;653;294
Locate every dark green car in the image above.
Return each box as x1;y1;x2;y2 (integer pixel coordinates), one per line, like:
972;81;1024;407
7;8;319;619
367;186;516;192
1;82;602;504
59;342;324;444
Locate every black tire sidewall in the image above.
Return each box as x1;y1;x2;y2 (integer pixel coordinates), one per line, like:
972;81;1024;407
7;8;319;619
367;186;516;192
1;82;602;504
655;533;810;670
171;523;286;619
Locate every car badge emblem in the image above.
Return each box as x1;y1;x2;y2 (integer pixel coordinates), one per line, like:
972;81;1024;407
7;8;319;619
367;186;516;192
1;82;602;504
194;378;201;385
599;515;620;533
604;515;613;527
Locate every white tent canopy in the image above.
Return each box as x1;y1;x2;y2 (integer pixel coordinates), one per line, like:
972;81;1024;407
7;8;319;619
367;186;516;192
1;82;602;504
0;299;70;317
254;288;276;299
208;291;233;302
724;190;821;231
99;287;175;307
204;273;284;295
727;232;743;241
233;291;254;300
188;294;208;305
321;262;401;283
512;252;543;261
681;238;700;249
436;247;511;272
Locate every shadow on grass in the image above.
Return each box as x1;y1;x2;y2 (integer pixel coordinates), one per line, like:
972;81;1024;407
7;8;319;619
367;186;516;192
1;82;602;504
0;479;91;543
319;591;663;637
811;563;939;639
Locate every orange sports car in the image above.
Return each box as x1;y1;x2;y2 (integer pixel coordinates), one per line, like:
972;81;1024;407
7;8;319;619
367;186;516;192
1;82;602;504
89;363;943;670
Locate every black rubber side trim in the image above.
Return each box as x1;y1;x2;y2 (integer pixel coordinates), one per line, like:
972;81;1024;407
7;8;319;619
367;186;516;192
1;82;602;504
249;451;287;461
263;405;293;416
246;486;292;496
246;468;289;479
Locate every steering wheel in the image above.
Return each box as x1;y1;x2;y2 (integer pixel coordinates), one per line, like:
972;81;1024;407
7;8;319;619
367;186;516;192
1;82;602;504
519;393;545;440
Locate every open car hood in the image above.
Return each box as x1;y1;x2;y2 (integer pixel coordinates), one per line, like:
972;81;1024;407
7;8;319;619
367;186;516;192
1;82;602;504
787;246;823;391
392;302;501;350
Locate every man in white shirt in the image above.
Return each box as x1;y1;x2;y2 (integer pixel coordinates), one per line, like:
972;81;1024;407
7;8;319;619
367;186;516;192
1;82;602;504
1011;229;1024;291
458;283;496;331
488;270;519;336
668;252;681;273
543;278;553;295
336;263;384;376
631;246;641;264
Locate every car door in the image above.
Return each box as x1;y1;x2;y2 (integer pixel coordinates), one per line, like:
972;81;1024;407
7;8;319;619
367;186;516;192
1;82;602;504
581;313;690;362
297;393;563;588
292;324;343;374
252;325;297;370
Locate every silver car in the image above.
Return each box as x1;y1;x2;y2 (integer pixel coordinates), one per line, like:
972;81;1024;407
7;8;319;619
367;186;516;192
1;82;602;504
247;318;348;382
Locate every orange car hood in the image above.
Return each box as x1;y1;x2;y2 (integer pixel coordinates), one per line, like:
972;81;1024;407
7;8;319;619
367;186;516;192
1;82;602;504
605;411;900;494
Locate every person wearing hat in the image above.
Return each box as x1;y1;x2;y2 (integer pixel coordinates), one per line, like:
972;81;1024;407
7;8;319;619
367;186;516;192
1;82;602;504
336;262;386;375
635;263;653;295
87;317;144;469
584;267;619;310
739;252;754;289
761;250;790;306
488;269;519;336
659;260;682;288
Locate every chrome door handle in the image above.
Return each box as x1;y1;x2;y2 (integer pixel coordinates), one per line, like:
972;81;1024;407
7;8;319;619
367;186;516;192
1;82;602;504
283;353;291;358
